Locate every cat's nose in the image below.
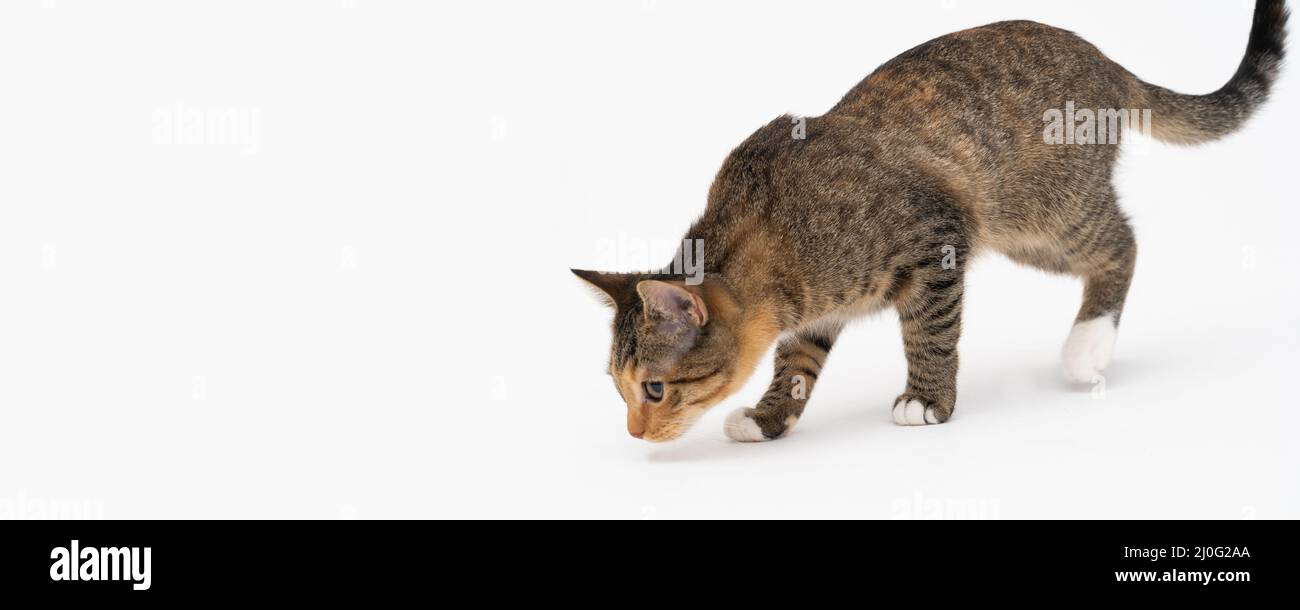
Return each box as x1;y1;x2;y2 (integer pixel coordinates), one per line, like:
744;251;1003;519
627;408;647;439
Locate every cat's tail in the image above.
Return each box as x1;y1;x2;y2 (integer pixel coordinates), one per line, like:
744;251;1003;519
1135;0;1288;145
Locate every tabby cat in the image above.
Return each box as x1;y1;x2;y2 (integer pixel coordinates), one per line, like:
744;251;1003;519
574;1;1287;442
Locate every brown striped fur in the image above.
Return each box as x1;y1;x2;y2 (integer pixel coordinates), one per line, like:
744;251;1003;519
575;1;1287;442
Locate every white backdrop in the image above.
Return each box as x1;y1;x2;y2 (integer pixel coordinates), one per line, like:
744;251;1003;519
1;0;1295;519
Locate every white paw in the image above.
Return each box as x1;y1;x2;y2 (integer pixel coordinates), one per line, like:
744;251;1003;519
723;408;770;442
1061;314;1117;384
891;398;941;426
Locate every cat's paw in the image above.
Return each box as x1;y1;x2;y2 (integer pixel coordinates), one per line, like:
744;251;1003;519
891;395;948;426
724;408;769;442
724;407;793;442
1061;315;1117;384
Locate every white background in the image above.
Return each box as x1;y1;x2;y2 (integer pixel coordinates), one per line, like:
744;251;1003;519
1;0;1295;519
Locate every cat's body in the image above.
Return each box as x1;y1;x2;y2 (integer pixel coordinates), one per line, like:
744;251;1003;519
575;1;1288;442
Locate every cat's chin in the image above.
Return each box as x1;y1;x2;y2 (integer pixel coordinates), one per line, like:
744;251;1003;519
640;428;688;443
641;422;697;442
640;434;679;444
639;411;708;443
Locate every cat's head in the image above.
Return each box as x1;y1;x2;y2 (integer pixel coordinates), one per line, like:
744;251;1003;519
573;269;769;442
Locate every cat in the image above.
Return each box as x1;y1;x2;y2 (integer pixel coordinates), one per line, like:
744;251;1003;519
574;0;1288;443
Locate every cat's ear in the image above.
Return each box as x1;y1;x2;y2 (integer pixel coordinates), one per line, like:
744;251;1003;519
636;280;708;327
571;269;639;308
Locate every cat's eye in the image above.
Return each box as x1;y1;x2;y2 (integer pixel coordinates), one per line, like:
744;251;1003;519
643;381;665;402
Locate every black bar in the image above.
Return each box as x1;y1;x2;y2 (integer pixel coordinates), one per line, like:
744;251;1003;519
1;520;1291;598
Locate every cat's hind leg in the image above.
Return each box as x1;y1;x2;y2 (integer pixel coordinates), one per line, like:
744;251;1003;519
724;324;842;442
1006;194;1137;384
1058;212;1136;384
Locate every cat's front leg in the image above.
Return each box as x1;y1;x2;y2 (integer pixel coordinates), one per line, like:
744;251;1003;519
892;270;964;426
724;325;842;442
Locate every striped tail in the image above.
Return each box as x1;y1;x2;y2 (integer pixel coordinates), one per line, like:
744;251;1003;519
1137;0;1288;145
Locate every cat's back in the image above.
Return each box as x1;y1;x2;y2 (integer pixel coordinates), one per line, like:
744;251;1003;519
815;18;1138;231
830;19;1134;124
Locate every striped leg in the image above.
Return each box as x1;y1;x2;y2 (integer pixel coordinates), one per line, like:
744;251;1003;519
892;272;964;426
1002;190;1136;384
1060;211;1136;384
724;325;842;442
